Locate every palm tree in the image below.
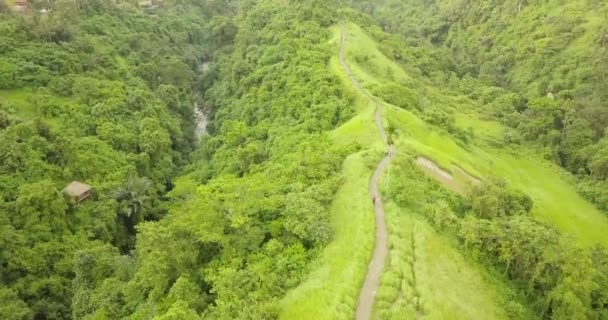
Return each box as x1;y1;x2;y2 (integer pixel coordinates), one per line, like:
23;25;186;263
116;174;152;221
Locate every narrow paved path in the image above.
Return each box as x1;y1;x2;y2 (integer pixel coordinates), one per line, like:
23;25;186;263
339;24;394;320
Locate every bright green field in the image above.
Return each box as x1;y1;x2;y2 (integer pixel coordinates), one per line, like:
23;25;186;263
279;26;383;319
0;89;39;118
283;19;608;319
341;22;521;318
344;21;608;248
0;88;70;127
374;201;517;320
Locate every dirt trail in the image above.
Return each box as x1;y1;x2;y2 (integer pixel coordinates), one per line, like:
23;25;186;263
339;24;393;320
415;156;481;194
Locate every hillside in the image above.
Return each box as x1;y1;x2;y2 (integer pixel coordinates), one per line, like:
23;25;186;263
339;1;608;318
2;1;608;320
0;1;232;318
355;0;608;211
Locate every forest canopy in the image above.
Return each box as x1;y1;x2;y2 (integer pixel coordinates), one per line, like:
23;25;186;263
1;0;351;319
3;0;608;319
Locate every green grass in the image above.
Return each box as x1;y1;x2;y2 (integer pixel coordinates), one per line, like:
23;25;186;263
343;23;412;89
279;25;383;319
374;201;517;320
343;21;608;248
0;88;38;118
454;112;504;142
0;88;72;128
386;104;608;247
279;151;376;320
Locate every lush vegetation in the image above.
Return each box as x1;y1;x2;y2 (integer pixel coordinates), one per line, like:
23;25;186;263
98;1;356;318
384;156;608;319
341;1;608;319
0;0;232;318
351;0;608;213
0;0;368;319
4;0;608;319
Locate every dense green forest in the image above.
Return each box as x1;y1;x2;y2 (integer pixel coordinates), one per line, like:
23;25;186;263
2;0;608;319
2;0;352;319
0;0;234;318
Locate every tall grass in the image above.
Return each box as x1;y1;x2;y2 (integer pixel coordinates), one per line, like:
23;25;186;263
279;25;383;320
345;21;608;247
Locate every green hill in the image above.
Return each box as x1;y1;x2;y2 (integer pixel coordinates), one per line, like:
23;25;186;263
356;0;608;211
3;1;608;319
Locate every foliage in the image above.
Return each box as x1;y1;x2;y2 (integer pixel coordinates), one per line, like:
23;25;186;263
66;0;352;319
0;1;224;318
339;2;608;316
356;0;608;211
386;155;608;319
468;179;533;219
371;82;418;111
5;0;608;319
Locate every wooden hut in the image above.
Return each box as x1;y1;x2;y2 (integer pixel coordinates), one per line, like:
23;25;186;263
63;181;92;203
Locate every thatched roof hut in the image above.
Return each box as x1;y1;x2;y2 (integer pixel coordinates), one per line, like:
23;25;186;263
63;181;92;203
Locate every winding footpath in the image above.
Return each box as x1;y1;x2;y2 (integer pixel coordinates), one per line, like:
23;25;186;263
339;24;394;320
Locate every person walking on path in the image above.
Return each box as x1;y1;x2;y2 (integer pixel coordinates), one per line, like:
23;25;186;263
341;23;392;320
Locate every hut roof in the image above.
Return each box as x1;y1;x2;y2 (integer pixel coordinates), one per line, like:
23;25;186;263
63;181;92;198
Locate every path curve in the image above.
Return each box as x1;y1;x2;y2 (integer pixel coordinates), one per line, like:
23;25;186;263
339;23;394;320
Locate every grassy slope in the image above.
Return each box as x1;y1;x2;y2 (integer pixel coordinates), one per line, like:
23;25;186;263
375;201;515;320
345;22;608;247
0;89;39;118
279;26;383;320
282;17;608;318
342;22;516;319
0;88;69;127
